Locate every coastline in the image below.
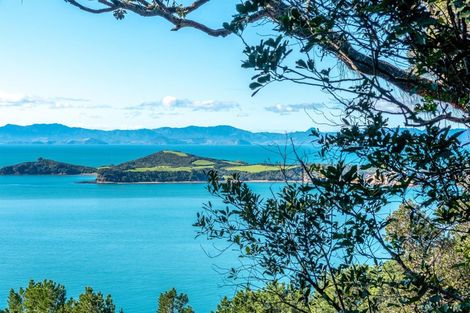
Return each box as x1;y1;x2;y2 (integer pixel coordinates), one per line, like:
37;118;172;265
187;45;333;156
0;173;97;177
80;179;302;185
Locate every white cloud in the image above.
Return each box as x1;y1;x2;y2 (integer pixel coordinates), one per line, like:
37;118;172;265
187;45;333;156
128;96;241;112
0;91;44;107
48;102;109;110
265;103;325;115
373;99;417;113
161;96;179;108
0;90;99;109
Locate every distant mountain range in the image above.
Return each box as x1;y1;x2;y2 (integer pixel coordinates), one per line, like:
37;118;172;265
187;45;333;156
0;124;314;145
0;124;467;145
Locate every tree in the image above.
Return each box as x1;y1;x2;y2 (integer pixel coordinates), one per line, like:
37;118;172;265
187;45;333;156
66;1;470;312
0;282;198;313
8;280;67;313
380;203;470;312
67;287;116;313
157;288;194;313
211;203;469;313
65;0;469;121
214;283;312;313
0;280;118;313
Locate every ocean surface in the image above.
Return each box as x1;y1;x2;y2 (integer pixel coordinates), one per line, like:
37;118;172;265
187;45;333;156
0;144;322;312
0;144;323;167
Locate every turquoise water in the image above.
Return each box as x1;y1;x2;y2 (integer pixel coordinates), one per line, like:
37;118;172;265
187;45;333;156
0;145;306;312
0;144;322;167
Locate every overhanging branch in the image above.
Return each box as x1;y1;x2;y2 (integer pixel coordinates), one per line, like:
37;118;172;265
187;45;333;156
65;0;467;112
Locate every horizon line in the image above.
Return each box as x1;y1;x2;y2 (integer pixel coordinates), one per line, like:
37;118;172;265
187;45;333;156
0;122;316;134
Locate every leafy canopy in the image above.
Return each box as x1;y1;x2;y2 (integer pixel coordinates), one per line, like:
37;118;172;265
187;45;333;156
64;1;470;312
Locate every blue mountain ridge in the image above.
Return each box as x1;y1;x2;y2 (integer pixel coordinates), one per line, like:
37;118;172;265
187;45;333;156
0;124;467;145
0;124;314;145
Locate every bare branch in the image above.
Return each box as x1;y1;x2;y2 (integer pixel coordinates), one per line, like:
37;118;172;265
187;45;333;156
185;0;210;14
65;0;116;13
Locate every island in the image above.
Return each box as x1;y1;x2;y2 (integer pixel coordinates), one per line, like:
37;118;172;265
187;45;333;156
0;158;96;175
96;150;302;183
0;150;303;183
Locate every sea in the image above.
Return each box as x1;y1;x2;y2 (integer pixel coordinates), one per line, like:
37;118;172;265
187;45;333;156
0;144;323;312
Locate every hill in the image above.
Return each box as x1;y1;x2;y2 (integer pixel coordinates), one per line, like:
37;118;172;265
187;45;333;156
97;150;302;183
0;158;96;175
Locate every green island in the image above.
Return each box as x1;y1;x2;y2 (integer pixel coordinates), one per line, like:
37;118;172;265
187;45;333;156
0;158;95;175
0;150;303;183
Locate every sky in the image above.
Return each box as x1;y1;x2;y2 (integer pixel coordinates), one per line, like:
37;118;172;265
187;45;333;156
0;0;336;132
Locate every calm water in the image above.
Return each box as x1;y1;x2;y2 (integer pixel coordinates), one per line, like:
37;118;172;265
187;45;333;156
0;144;322;167
0;145;318;312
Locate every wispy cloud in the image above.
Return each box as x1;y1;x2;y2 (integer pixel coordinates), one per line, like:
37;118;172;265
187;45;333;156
48;103;110;110
0;90;104;109
127;96;241;112
0;91;47;107
265;103;325;115
373;99;417;114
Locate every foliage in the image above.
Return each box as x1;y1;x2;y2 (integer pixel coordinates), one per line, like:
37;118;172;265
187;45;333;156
234;0;470;116
64;0;470;312
96;150;302;183
208;203;469;312
67;287;116;313
0;280;118;313
157;288;194;313
66;0;469;122
127;166;195;173
0;158;96;175
196;124;470;311
379;203;470;312
214;283;310;313
0;283;198;313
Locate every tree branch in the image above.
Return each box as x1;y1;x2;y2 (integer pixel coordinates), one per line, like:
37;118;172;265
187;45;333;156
65;0;116;13
65;0;467;111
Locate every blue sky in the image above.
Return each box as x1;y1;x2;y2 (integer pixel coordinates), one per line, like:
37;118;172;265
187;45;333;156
0;0;334;132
